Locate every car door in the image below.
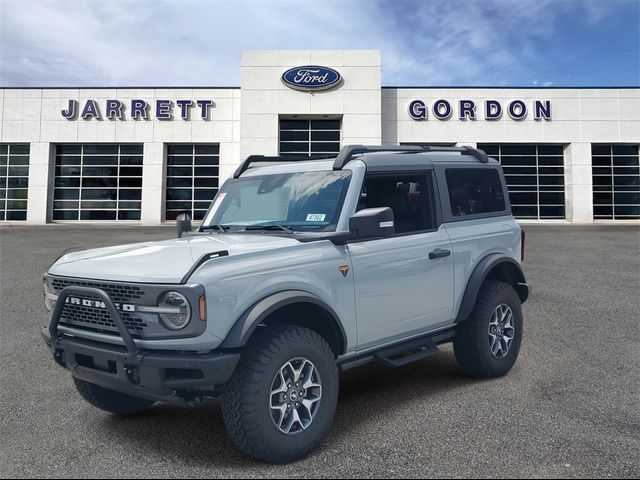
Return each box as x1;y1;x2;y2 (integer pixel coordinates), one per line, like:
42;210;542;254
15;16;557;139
347;171;454;351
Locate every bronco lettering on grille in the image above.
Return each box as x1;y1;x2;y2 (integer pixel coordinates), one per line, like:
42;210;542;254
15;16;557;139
65;296;136;312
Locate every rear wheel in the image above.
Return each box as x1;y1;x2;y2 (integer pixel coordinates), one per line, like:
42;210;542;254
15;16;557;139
222;326;339;463
454;281;523;379
73;377;155;414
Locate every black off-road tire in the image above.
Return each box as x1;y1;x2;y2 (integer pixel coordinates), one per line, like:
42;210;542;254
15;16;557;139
222;326;339;463
454;281;523;379
73;377;155;414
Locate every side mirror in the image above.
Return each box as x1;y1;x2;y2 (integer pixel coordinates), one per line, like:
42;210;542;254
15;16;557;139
349;207;395;240
176;213;192;238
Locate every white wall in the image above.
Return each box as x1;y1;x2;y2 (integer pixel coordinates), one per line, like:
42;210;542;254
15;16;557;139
240;50;382;159
1;51;639;224
1;88;241;223
384;88;640;222
383;88;640;145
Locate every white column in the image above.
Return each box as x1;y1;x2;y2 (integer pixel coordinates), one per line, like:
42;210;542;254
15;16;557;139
26;142;54;224
565;142;593;223
218;142;239;188
140;142;165;223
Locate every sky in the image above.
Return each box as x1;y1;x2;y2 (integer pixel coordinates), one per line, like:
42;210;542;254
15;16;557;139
0;0;638;88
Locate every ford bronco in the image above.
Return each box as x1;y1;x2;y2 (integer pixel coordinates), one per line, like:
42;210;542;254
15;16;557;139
42;145;529;463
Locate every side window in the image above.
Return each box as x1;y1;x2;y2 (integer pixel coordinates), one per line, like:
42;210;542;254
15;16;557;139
446;168;506;216
359;173;434;234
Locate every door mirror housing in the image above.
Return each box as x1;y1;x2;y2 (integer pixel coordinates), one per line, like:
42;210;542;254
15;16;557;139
349;207;395;240
176;213;192;238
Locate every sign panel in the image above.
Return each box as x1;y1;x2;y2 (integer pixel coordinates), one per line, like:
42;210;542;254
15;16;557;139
60;99;215;120
407;99;552;121
281;66;342;92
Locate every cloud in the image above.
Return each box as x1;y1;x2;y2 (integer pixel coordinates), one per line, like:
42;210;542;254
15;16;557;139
0;0;634;87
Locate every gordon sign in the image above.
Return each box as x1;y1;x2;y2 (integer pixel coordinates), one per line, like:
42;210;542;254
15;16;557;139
61;99;215;120
281;66;342;92
408;99;552;121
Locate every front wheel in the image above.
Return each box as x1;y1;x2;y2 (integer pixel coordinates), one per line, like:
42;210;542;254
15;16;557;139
222;326;339;463
454;281;524;379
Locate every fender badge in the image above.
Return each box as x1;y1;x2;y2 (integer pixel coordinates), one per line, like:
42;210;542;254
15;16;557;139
339;265;350;277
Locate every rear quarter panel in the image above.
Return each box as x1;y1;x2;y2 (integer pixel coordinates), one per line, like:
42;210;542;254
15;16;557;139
444;216;522;319
433;160;522;320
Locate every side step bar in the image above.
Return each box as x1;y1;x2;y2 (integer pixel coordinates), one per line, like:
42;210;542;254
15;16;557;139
339;329;455;371
373;337;439;368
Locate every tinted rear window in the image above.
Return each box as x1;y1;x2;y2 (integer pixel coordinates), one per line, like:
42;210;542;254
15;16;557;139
446;168;506;216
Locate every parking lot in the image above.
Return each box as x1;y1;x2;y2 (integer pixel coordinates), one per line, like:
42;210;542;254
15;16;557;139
1;224;639;478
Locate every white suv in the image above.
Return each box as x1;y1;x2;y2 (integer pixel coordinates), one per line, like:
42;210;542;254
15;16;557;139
43;145;529;463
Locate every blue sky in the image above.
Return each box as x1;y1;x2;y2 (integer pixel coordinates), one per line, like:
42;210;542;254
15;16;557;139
0;0;638;87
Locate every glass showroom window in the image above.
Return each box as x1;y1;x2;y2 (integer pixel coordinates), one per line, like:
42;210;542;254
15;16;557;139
165;144;220;221
592;144;640;219
279;119;341;156
53;144;143;221
478;144;566;219
0;144;30;221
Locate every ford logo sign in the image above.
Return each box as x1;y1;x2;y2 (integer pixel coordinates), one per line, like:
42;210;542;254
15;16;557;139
281;66;342;92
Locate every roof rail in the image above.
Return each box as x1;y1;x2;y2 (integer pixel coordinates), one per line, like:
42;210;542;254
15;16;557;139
332;144;489;170
234;144;491;178
332;145;424;170
421;145;490;163
233;154;335;178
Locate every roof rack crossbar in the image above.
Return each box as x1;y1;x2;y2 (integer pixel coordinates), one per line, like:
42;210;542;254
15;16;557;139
233;154;336;178
332;144;489;170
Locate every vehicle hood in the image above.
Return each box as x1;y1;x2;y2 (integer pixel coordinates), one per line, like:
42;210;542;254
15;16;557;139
47;234;301;284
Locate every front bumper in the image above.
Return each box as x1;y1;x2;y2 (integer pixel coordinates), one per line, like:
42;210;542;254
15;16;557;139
42;330;240;407
44;285;240;407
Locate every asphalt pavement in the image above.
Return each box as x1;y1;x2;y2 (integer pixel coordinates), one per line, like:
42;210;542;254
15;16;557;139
1;223;639;478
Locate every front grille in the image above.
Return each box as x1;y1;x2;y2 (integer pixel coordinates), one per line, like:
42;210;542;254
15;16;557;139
46;275;206;340
49;277;150;338
59;303;148;335
51;278;143;303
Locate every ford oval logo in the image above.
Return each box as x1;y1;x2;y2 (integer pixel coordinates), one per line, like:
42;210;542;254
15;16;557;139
281;66;342;92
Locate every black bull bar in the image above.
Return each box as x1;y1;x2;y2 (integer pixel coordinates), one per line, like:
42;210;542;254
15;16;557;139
43;286;240;406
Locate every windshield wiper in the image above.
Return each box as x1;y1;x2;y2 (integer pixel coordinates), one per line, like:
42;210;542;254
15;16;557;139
244;224;295;234
200;224;231;232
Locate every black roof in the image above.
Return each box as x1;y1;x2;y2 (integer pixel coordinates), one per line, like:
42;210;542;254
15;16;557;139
234;145;494;178
357;151;499;172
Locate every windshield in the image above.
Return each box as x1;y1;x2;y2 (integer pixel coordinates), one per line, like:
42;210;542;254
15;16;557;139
201;170;352;232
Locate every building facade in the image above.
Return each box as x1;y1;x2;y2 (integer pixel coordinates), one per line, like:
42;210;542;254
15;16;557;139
1;50;638;224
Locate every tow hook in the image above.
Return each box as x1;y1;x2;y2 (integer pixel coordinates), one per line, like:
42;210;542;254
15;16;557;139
125;366;140;385
53;349;66;367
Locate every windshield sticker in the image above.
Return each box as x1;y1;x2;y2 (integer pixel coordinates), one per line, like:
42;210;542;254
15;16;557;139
306;213;326;222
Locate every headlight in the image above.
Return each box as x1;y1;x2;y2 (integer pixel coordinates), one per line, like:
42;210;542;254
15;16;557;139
158;291;191;330
44;280;54;312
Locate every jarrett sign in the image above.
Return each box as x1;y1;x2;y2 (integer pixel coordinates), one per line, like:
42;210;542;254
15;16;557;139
408;99;552;121
61;99;215;120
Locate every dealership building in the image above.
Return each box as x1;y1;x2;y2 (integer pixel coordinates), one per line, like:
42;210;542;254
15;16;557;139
0;49;638;224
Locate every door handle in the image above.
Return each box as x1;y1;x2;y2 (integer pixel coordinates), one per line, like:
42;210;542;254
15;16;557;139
429;248;451;260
